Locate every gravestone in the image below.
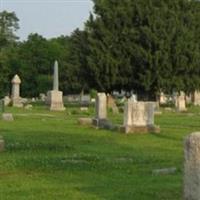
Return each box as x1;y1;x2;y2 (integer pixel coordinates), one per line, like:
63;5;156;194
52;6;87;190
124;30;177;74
4;96;11;106
46;61;65;111
122;100;160;134
107;94;119;114
80;95;91;106
184;132;200;200
176;91;187;111
130;94;137;102
93;93;108;127
39;93;46;101
159;92;167;104
2;113;14;121
11;74;23;107
193;91;200;106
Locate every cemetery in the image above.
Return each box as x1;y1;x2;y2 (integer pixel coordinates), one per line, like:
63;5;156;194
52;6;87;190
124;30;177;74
0;86;200;199
1;0;200;199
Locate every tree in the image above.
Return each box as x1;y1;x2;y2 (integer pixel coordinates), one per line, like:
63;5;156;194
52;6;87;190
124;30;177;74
84;0;200;99
0;10;19;47
0;11;19;97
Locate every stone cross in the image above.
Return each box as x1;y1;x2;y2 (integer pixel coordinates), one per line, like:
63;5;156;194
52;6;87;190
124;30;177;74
53;60;59;91
184;132;200;200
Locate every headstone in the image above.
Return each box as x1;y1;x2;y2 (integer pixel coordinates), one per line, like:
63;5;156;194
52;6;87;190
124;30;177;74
159;92;167;104
31;98;36;102
184;132;200;200
130;94;137;102
46;61;65;111
193;91;200;106
122;100;160;134
186;94;192;104
152;167;177;176
93;93;107;127
11;74;23;107
80;107;88;111
78;117;92;125
24;104;33;110
80;95;91;106
107;94;119;114
96;93;107;119
4;96;11;106
39;93;46;101
176;91;187;112
2;113;14;121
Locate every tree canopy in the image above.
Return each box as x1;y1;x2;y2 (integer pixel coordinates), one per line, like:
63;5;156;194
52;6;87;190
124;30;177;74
0;0;200;99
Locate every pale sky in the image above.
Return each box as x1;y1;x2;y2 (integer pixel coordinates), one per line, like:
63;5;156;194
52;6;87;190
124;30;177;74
0;0;93;41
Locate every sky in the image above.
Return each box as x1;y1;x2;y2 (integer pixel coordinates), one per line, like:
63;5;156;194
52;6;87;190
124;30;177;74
0;0;93;41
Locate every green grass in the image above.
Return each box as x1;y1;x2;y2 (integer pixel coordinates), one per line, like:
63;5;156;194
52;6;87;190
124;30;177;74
0;104;200;199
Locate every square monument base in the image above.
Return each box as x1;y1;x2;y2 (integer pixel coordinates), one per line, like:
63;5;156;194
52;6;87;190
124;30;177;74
92;118;115;130
47;90;65;111
12;98;23;107
120;125;160;134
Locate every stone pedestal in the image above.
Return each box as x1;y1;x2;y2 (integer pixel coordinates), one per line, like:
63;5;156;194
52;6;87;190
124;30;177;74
47;90;65;111
184;132;200;200
123;101;159;134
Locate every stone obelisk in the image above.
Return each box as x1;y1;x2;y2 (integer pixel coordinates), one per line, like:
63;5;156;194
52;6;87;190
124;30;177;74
11;74;23;107
46;61;65;111
53;60;59;91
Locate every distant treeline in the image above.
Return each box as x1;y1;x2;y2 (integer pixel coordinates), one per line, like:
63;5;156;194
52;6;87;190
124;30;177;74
0;0;200;100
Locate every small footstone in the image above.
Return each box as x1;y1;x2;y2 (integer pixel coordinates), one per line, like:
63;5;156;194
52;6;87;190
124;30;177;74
80;107;88;111
24;104;33;110
2;113;14;121
78;118;92;125
152;167;177;175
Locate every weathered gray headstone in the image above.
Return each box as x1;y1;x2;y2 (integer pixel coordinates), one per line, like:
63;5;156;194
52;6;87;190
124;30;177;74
46;61;65;111
96;93;107;119
93;93;108;127
11;74;23;107
39;93;46;101
184;132;200;200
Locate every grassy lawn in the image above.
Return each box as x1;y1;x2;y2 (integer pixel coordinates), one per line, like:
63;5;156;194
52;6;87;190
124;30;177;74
0;104;199;200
